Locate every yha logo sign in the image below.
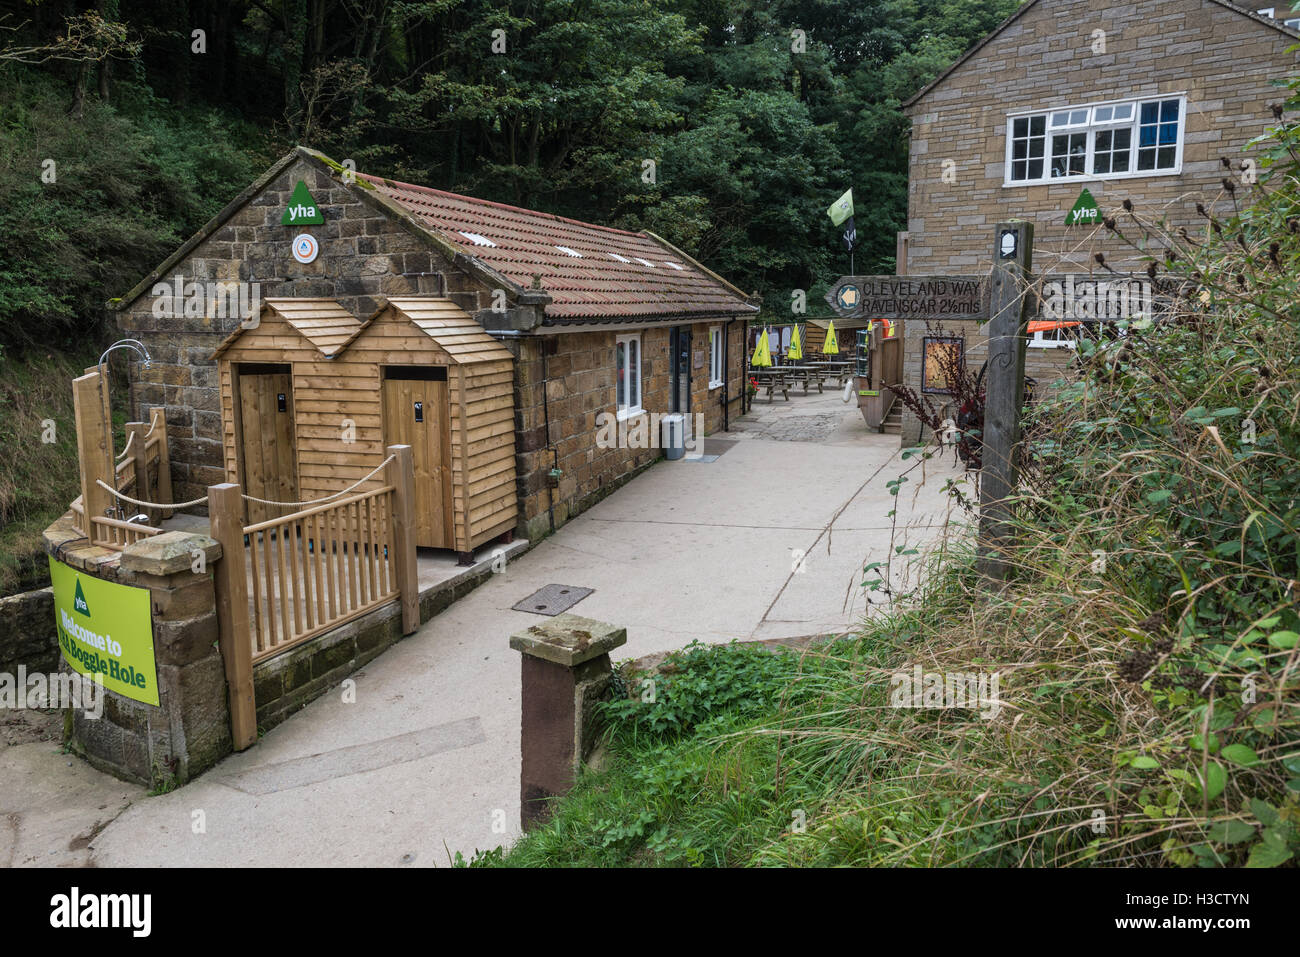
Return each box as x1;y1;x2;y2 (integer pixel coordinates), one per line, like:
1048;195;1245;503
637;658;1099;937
1066;188;1101;227
281;180;325;225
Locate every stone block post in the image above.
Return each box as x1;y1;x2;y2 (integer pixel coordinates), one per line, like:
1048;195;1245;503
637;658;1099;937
509;613;627;829
66;531;230;786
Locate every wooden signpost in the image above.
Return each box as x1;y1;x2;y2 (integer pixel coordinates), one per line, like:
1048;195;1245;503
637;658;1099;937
827;222;1035;587
977;222;1034;584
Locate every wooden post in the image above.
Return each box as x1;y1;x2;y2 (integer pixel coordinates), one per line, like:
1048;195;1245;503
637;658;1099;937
73;371;113;545
125;422;150;522
387;444;420;635
977;222;1034;583
150;407;174;519
85;364;114;504
209;483;257;750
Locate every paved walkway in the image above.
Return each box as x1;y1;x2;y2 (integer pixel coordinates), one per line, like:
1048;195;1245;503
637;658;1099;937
1;391;966;867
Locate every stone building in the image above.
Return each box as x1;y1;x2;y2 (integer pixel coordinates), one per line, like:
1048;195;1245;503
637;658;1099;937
113;147;757;546
893;0;1298;444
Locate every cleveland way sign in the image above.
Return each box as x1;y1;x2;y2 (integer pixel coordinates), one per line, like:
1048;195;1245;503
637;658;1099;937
827;276;988;321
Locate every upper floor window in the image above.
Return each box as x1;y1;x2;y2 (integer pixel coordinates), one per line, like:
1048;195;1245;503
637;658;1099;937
1005;97;1184;186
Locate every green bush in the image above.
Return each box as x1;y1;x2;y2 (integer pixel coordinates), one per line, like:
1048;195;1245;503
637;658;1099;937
0;66;269;352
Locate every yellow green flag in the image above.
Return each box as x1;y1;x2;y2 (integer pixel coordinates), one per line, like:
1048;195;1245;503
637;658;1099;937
752;328;772;367
822;320;839;355
827;188;854;227
787;324;803;361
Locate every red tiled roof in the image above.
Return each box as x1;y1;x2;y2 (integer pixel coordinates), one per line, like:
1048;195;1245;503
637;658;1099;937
359;174;757;323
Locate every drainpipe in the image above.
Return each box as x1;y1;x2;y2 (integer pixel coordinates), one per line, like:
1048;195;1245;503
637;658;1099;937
541;342;556;535
722;319;732;432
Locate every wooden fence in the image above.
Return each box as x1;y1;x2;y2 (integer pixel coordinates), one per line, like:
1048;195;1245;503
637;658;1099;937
70;367;172;550
209;445;419;748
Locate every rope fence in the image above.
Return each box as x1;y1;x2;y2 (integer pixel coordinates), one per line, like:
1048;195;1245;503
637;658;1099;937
95;454;397;513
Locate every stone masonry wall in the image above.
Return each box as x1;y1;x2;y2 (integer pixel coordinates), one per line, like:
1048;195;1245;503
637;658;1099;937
897;0;1299;443
44;522;230;787
0;587;58;679
509;320;746;539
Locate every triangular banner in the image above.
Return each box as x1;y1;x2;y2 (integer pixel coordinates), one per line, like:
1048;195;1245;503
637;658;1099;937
282;180;326;225
1066;188;1100;227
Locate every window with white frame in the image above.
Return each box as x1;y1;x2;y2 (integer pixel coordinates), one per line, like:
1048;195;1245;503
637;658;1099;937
1258;8;1276;17
1006;96;1184;185
1286;16;1300;27
708;326;724;388
1029;325;1079;350
615;334;642;418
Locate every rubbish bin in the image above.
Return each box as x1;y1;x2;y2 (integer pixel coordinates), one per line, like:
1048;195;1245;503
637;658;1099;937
661;413;685;460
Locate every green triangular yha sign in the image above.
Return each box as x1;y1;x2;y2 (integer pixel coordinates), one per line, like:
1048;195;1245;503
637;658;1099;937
73;578;90;616
282;180;325;225
1066;188;1101;227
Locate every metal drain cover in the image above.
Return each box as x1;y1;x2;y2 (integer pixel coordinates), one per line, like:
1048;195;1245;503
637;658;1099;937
512;584;594;616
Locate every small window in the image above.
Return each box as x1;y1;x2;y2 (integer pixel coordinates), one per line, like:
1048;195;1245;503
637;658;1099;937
1137;99;1180;172
709;326;724;388
1286;16;1300;27
1029;325;1079;350
616;334;642;418
1258;8;1276;17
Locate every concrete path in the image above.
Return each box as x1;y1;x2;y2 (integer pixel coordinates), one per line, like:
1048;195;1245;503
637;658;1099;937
2;391;967;867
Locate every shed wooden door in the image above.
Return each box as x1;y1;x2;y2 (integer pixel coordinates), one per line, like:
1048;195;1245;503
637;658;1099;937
382;370;453;549
237;367;298;525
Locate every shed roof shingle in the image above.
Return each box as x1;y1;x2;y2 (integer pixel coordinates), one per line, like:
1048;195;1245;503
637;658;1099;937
212;298;362;358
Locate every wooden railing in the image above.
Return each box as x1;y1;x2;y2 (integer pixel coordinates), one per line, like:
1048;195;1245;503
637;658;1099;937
71;367;172;549
243;485;398;661
209;446;419;749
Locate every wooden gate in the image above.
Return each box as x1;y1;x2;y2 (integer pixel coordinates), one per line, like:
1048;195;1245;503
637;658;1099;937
382;368;453;549
238;364;299;524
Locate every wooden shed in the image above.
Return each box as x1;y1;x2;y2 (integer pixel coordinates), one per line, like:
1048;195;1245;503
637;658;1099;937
212;296;518;559
339;297;518;556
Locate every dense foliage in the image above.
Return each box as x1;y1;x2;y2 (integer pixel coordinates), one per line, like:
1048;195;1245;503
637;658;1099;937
0;0;1019;352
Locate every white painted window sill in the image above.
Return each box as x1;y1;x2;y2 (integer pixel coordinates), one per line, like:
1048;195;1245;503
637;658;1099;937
616;406;645;422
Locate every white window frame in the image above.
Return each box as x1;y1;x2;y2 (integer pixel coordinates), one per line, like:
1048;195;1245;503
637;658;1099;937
1286;16;1300;27
1003;95;1186;187
708;326;724;388
1258;8;1276;18
1028;326;1079;350
615;333;642;419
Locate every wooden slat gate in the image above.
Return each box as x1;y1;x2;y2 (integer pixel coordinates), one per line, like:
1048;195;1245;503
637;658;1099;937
209;445;419;749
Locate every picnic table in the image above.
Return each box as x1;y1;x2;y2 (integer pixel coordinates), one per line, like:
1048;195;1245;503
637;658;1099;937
780;364;828;394
751;367;790;402
806;359;854;388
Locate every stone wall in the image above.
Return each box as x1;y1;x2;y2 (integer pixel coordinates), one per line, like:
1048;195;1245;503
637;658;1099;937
896;0;1298;444
0;587;58;679
508;319;746;540
45;522;230;787
904;0;1297;275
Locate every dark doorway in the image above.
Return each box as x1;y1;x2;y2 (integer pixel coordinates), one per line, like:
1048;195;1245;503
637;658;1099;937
670;326;692;413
